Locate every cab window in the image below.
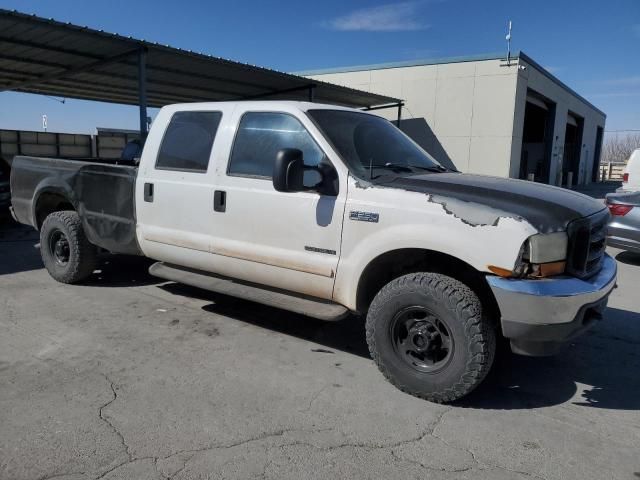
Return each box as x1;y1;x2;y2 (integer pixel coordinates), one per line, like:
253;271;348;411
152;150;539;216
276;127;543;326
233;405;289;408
228;112;324;181
156;111;222;172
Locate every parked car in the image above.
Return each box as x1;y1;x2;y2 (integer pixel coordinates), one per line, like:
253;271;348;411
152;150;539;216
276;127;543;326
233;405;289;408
9;101;617;402
606;191;640;254
618;148;640;193
0;157;11;212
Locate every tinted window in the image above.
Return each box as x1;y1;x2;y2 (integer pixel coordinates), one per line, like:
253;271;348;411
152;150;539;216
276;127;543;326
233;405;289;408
156;111;222;172
228;112;324;179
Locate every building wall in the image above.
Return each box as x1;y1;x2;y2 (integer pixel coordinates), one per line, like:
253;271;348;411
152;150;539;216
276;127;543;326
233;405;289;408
307;59;521;177
513;58;606;186
306;55;606;186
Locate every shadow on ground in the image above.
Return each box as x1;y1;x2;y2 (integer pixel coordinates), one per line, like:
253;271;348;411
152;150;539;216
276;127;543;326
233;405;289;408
0;218;43;275
161;282;640;411
0;216;160;285
459;308;640;410
161;282;370;358
84;255;160;288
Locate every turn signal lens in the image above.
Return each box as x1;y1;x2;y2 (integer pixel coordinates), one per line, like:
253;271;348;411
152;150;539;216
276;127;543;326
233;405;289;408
489;261;566;279
488;265;513;278
607;204;633;216
536;261;566;277
623;173;629;183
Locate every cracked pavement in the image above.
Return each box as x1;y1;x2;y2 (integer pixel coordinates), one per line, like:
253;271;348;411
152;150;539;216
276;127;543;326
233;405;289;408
1;219;639;480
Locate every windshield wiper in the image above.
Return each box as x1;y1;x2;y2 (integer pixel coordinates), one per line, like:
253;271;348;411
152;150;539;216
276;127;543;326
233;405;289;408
409;164;450;173
381;163;415;172
369;163;453;180
368;163;414;179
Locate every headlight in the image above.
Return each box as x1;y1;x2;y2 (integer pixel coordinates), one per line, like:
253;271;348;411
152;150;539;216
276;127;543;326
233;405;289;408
488;232;568;278
527;232;568;263
523;232;567;277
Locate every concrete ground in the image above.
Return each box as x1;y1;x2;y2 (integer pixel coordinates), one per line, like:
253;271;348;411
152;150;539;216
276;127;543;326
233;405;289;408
1;215;639;480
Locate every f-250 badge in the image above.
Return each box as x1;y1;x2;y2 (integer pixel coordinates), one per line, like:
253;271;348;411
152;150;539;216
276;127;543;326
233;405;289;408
349;211;379;223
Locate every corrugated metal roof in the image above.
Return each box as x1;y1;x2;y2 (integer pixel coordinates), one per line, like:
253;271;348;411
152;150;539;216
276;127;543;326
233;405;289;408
0;9;400;109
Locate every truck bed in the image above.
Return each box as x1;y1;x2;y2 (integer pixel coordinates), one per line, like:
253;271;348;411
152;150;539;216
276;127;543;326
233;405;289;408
10;156;141;255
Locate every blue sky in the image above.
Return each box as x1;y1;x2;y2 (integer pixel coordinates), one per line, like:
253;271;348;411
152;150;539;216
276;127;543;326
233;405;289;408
0;0;638;134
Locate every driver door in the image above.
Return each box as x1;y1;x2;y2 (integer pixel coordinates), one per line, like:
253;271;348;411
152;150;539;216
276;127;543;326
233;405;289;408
208;109;346;299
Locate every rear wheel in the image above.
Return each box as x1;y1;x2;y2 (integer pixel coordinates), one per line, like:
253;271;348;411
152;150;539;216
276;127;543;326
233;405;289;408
366;272;496;403
40;210;97;283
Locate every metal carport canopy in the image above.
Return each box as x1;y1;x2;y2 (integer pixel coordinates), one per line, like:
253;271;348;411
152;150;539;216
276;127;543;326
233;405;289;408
0;9;402;137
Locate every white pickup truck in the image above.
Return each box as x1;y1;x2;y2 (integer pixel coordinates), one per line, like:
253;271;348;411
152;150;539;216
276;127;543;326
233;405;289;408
10;101;617;402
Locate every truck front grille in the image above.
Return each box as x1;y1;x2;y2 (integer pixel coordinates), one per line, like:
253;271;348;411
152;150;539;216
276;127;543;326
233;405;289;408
566;209;609;279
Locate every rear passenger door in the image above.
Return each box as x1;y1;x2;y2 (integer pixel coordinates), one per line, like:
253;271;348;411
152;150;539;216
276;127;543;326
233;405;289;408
136;106;231;268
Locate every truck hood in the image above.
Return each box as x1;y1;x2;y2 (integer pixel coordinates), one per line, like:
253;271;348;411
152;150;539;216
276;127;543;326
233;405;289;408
377;173;607;233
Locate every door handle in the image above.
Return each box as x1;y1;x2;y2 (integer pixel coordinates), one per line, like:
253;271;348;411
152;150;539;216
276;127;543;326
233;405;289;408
144;182;154;202
214;190;226;212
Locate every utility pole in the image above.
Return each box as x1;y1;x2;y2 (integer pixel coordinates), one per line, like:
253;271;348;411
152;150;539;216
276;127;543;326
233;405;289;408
506;21;513;66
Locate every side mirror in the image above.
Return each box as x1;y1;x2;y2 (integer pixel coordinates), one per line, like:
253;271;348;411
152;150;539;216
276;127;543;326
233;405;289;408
273;148;304;192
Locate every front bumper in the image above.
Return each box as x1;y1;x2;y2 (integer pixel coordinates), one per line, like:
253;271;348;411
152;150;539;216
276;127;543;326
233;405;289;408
487;254;617;356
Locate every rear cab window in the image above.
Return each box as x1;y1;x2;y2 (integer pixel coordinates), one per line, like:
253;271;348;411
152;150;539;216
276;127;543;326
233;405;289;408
155;111;222;173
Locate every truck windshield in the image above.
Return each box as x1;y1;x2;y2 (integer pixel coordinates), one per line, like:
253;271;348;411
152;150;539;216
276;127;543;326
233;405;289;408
307;109;447;180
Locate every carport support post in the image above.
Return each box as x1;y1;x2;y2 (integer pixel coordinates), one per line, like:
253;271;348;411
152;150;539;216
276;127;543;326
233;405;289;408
138;47;148;141
396;103;402;127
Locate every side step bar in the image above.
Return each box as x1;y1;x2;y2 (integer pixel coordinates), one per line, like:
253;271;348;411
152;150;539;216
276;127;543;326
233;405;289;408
149;262;349;321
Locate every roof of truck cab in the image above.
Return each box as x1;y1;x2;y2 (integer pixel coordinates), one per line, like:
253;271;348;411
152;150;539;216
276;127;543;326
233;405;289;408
162;100;365;112
0;9;401;109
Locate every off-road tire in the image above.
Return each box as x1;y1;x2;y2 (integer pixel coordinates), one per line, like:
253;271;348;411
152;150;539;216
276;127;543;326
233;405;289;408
366;272;496;403
40;210;98;284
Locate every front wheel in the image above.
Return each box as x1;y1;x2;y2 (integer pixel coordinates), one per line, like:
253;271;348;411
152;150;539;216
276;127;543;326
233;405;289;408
365;273;496;403
40;210;98;284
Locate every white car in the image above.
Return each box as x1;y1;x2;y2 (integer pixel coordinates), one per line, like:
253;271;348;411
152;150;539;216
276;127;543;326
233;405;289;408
619;148;640;192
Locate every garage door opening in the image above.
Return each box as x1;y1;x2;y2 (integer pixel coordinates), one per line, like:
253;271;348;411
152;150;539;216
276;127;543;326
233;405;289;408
591;126;604;182
519;92;555;183
562;112;584;187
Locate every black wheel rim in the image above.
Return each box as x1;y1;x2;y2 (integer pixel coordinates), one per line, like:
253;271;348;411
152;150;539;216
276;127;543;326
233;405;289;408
49;229;70;266
390;306;454;373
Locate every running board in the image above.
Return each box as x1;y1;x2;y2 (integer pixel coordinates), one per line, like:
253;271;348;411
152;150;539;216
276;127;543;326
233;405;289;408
149;262;349;321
